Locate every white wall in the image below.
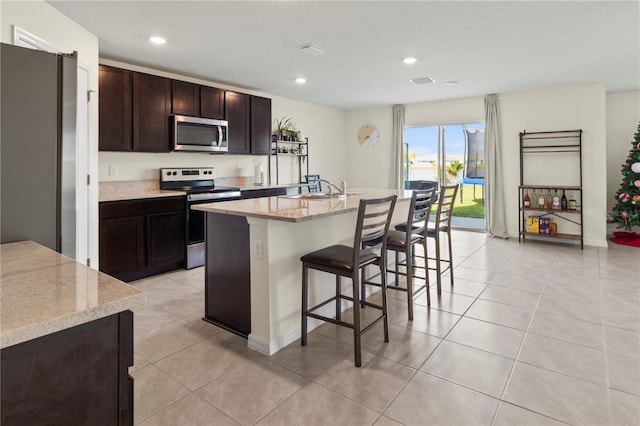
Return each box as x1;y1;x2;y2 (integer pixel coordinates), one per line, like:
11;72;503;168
606;91;640;211
1;0;100;266
345;83;608;246
98;59;347;185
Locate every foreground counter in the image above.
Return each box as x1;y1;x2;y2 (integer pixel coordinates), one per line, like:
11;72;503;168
0;241;145;425
193;189;411;355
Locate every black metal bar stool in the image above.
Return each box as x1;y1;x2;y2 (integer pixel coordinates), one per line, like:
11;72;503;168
300;195;397;367
366;189;436;320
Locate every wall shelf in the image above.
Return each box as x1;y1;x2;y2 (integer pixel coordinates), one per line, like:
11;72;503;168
269;138;309;185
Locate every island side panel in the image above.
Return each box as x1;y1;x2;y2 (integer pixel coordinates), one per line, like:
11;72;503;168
205;212;251;336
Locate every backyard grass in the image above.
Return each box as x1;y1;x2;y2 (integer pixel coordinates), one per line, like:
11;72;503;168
431;184;485;219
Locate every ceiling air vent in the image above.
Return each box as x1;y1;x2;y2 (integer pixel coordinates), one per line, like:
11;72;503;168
410;76;436;85
298;43;327;56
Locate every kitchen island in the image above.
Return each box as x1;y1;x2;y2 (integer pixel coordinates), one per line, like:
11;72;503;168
193;188;411;355
1;241;145;425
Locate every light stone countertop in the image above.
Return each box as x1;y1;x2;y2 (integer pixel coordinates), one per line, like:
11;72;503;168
99;180;185;202
192;188;413;222
0;241;146;348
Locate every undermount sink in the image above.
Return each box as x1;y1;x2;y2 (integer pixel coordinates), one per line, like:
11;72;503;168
282;192;359;200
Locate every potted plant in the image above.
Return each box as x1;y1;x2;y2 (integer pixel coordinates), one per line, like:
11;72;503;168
273;116;295;140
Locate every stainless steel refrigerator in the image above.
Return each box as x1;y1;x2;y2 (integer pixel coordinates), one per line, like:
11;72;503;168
1;43;77;258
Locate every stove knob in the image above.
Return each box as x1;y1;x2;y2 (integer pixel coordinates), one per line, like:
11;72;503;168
166;171;171;176
172;171;177;175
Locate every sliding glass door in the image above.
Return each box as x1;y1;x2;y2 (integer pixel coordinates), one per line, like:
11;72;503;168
405;123;486;230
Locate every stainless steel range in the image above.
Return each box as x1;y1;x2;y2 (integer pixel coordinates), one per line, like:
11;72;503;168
160;168;241;269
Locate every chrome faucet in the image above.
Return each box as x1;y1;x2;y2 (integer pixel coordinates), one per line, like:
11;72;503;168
320;177;347;198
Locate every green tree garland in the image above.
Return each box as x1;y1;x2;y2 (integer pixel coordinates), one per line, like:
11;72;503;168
609;122;640;231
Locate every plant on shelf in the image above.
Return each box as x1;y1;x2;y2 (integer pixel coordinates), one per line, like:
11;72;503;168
273;116;300;141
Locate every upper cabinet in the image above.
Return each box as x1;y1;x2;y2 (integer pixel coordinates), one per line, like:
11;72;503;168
200;86;225;119
171;80;200;116
99;65;271;155
132;72;171;152
99;65;132;151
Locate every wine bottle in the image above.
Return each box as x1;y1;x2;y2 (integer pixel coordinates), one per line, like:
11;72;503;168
552;189;560;210
561;190;568;210
546;189;553;210
569;193;577;210
524;189;530;207
531;189;538;208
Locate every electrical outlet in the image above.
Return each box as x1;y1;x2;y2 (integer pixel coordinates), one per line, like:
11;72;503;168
255;240;263;259
108;165;118;177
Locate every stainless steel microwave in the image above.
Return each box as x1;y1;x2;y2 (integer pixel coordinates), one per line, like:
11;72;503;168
172;115;228;153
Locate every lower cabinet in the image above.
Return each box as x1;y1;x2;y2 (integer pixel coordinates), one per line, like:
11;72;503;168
100;197;185;282
1;311;134;426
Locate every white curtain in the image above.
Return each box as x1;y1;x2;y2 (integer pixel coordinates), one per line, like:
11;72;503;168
485;94;509;238
392;104;405;190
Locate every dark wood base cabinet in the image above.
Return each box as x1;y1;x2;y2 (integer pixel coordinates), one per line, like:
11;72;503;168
1;311;134;426
100;197;185;282
205;213;251;336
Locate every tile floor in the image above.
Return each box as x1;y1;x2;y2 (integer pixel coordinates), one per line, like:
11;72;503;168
129;229;639;425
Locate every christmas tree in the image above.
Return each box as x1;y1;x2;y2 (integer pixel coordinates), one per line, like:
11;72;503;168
609;122;640;231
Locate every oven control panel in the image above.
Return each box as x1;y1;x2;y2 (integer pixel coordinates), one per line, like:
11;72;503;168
160;168;215;182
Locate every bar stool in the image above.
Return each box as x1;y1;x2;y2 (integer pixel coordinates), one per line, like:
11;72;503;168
397;184;458;294
300;195;397;367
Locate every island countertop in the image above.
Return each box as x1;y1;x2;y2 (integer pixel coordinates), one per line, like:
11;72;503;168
192;188;413;222
0;241;146;348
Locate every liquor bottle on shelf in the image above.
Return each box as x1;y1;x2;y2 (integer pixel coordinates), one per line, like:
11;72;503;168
537;190;545;210
561;190;568;210
531;189;538;208
546;189;553;210
552;189;560;210
569;193;577;210
523;189;530;207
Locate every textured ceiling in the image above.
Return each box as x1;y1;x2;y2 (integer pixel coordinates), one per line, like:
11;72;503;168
48;1;640;110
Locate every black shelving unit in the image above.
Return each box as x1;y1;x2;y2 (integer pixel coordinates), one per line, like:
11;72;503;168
519;129;583;249
269;137;309;185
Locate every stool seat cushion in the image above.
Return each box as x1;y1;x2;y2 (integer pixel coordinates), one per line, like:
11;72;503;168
301;244;378;272
385;230;422;249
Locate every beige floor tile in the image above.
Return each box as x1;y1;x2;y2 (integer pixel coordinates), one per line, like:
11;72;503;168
137;394;238;426
479;285;540;310
384;372;499;425
603;293;640;332
518;333;607;385
489;271;546;293
439;278;487;298
608;352;640;396
446;317;525;359
132;304;181;337
157;292;204;319
361;323;441;369
605;325;640;359
420;340;514;398
133;277;202;307
450;266;498;284
372;415;404;426
536;294;603;324
154;339;255;391
269;333;352;378
256;382;379;426
503;362;609;425
610;389;640;426
492;401;567;426
367;291;409;317
458;256;508;272
131;364;190;424
466;299;534;331
529;311;604;350
314;350;415;412
413;289;476;315
313;309;384;346
135;319;210;363
390;304;462;338
131;352;150;373
542;281;602;305
196;360;307;425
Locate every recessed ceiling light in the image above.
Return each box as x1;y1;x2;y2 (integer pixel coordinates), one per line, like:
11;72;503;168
444;81;459;86
298;43;327;56
403;57;417;64
295;77;307;84
149;36;166;45
410;76;436;85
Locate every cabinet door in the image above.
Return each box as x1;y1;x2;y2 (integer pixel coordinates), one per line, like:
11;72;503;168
200;86;225;119
132;72;171;152
99;216;145;278
250;96;272;155
147;211;185;268
99;65;131;151
225;91;250;154
172;80;200;116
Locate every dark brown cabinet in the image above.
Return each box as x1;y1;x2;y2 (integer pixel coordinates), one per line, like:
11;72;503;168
225;91;251;154
200;86;225;119
100;196;185;281
251;96;272;155
1;311;134;426
99;65;131;151
132;72;171;152
171;80;200;116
